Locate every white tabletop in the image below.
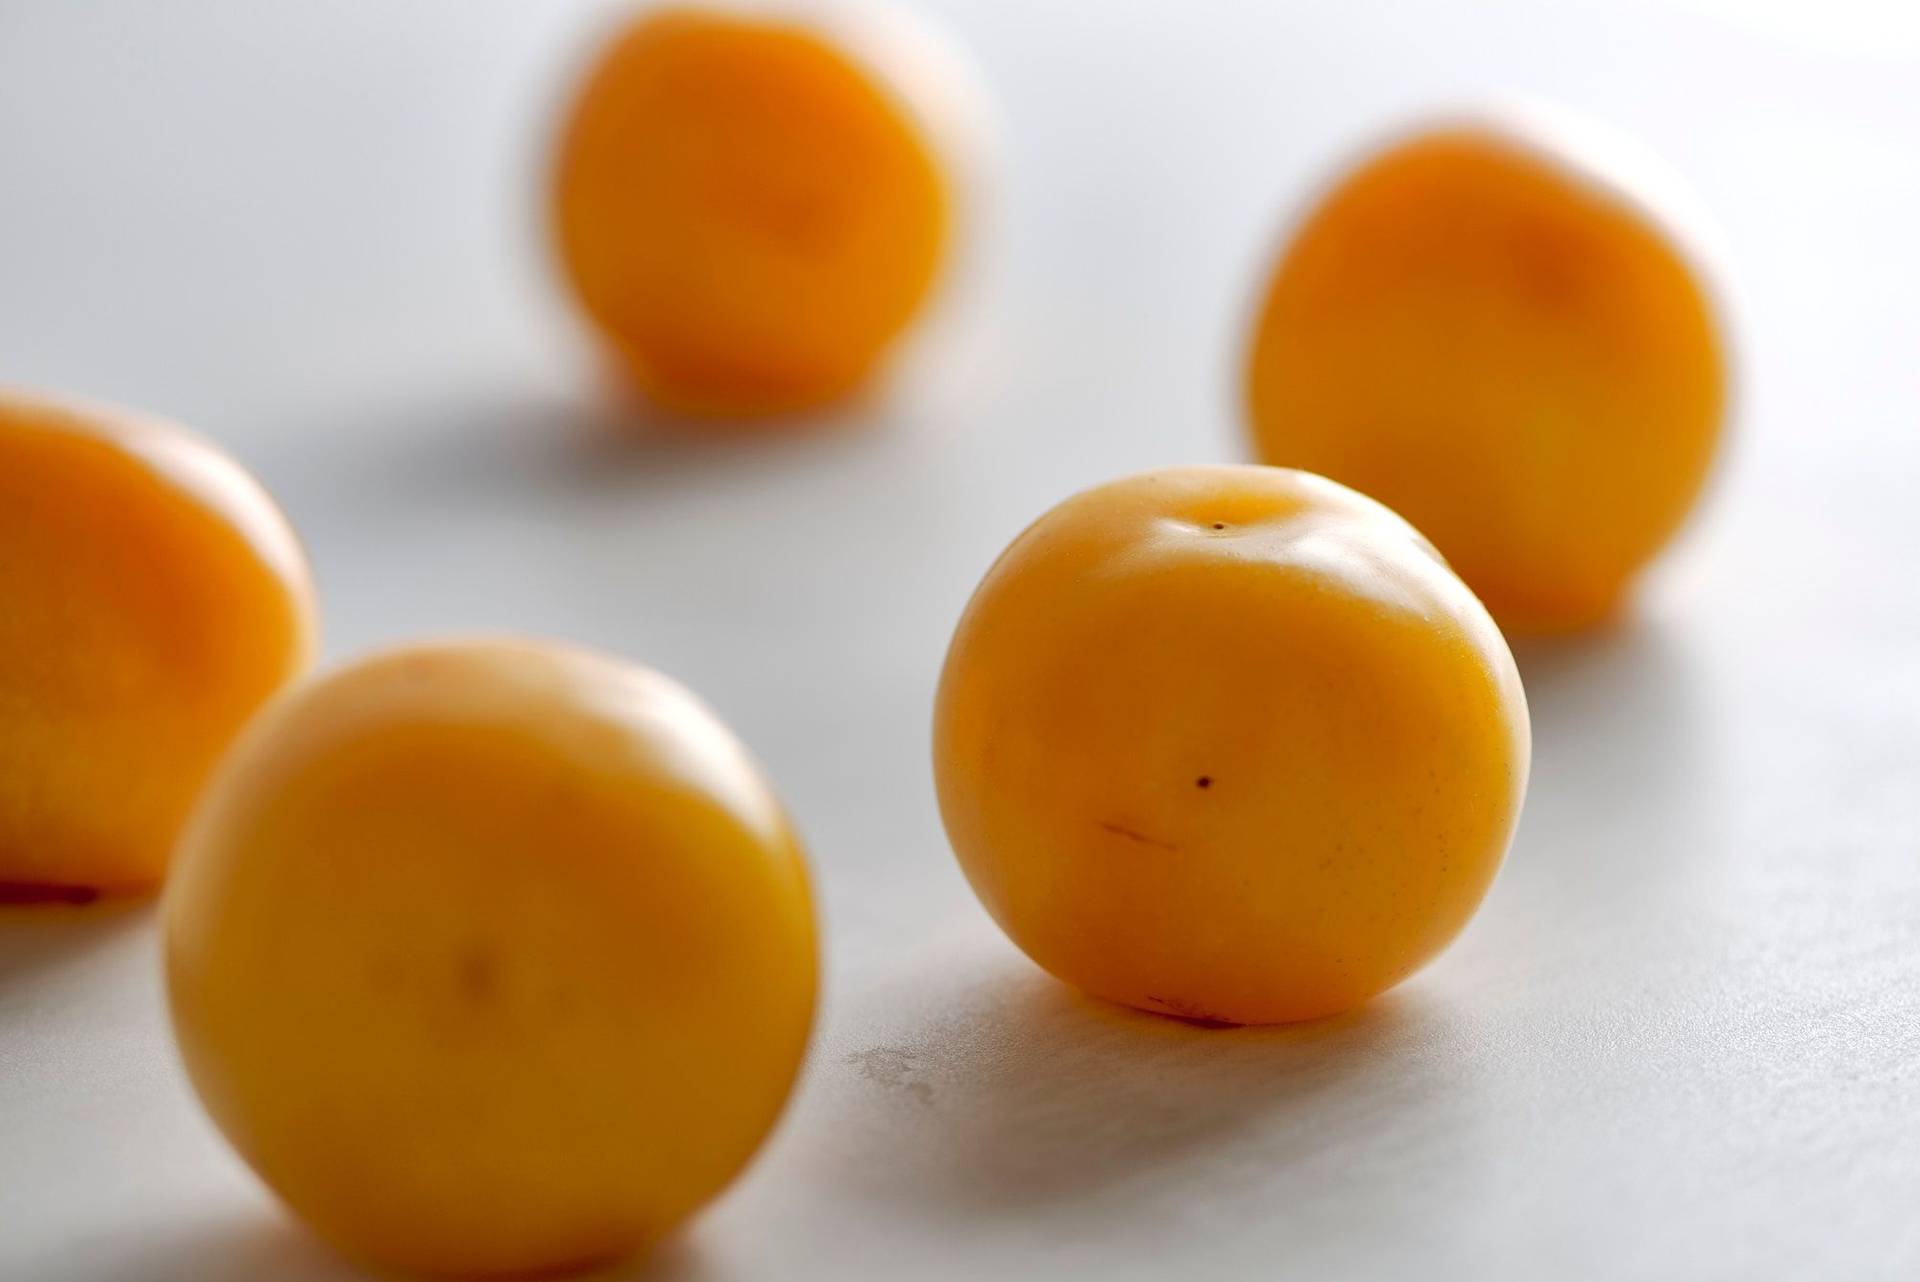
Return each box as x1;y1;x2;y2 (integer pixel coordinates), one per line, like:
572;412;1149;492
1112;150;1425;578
4;2;1918;1279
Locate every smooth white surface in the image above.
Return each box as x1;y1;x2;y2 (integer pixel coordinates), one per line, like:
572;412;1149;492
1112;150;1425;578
3;2;1918;1278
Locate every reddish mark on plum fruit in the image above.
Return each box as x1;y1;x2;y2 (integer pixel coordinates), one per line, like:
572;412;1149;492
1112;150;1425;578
0;882;101;906
1195;776;1212;789
1098;821;1178;852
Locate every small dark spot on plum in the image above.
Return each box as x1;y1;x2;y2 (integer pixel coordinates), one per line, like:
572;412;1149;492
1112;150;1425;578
458;946;501;1003
1211;522;1226;531
1195;776;1212;789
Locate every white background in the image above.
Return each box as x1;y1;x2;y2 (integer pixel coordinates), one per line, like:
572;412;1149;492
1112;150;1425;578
3;2;1918;1278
